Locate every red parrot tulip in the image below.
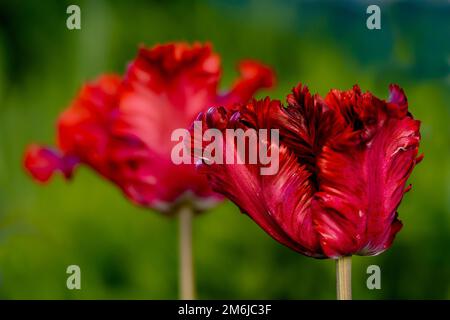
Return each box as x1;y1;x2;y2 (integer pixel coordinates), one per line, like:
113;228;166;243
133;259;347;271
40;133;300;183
194;83;422;258
23;42;275;213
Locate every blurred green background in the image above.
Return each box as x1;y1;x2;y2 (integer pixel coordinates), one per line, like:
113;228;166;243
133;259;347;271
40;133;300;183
0;0;449;299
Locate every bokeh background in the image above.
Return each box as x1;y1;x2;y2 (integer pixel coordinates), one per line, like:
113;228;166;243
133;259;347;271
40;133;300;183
0;0;448;299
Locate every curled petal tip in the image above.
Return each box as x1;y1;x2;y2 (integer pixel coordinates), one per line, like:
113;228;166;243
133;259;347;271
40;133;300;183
23;145;77;183
206;106;228;130
137;42;219;75
352;84;362;94
237;60;276;88
416;153;424;164
388;84;407;103
218;60;275;106
388;84;408;116
24;145;62;183
288;83;312;105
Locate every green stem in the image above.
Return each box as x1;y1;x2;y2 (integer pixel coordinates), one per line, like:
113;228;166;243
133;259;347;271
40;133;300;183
179;205;195;299
336;256;352;300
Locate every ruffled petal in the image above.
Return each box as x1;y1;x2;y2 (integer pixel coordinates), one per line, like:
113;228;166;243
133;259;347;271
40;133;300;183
314;86;421;257
108;137;219;210
276;84;348;174
57;74;122;176
24;75;120;185
387;84;408;117
195;99;325;257
23;145;78;182
118;42;221;141
218;60;275;106
108;43;223;206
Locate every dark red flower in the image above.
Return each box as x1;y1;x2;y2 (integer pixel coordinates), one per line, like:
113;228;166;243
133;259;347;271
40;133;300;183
24;42;275;212
195;84;422;258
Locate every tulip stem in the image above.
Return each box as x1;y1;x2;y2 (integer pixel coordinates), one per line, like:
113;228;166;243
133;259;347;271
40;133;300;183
336;256;352;300
179;205;195;300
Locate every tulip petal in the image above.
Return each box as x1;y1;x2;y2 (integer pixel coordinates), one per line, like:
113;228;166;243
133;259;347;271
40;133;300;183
219;60;275;106
274;84;348;173
196;100;325;257
24;145;77;182
57;74;122;177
